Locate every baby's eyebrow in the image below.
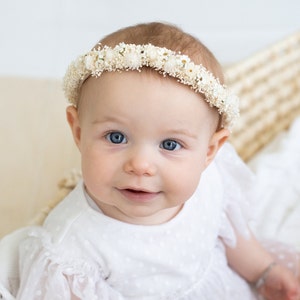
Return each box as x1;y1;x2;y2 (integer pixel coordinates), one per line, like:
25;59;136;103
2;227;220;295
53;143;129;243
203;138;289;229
91;115;125;125
166;128;198;139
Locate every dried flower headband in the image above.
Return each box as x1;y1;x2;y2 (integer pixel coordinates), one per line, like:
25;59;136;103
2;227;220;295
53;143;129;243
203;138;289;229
63;42;239;129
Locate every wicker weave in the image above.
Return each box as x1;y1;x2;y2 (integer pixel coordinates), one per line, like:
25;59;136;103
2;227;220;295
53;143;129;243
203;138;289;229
226;31;300;161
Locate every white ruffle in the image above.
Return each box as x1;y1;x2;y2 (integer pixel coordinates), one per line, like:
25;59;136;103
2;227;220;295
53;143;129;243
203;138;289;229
17;231;255;300
17;228;124;300
215;143;256;247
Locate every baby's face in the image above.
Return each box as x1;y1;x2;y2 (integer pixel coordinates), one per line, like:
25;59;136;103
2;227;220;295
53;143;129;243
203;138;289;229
69;70;227;225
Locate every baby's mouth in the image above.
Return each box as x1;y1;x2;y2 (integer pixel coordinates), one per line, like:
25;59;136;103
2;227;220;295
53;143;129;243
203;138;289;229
126;189;149;194
118;188;160;203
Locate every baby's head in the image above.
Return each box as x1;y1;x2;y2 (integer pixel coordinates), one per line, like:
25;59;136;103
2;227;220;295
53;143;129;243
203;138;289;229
63;22;239;225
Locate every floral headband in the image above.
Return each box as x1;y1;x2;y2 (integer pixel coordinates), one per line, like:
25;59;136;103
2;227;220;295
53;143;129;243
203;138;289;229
63;43;239;129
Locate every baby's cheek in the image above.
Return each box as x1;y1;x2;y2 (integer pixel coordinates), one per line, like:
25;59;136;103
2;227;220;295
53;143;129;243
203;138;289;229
171;170;202;202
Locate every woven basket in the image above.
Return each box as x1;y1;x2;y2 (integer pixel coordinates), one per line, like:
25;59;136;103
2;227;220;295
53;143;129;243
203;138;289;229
226;31;300;161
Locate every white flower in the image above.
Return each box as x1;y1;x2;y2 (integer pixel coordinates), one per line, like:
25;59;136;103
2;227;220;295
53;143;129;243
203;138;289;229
84;54;96;71
182;62;198;82
146;45;159;63
124;51;141;69
163;56;178;74
104;48;114;60
179;55;191;66
103;48;115;67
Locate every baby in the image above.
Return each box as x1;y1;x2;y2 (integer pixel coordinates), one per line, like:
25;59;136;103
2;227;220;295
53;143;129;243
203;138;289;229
14;22;300;299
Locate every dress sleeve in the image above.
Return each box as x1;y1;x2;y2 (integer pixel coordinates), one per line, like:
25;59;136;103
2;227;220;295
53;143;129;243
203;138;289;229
215;143;257;247
17;228;124;300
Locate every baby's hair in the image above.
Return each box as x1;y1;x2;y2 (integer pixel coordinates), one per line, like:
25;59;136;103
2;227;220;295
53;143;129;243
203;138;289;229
99;22;224;83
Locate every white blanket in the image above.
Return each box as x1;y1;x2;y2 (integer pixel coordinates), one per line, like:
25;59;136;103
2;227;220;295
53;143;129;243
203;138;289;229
248;117;300;250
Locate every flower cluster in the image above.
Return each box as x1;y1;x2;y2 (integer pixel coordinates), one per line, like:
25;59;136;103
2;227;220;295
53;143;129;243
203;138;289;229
63;43;239;129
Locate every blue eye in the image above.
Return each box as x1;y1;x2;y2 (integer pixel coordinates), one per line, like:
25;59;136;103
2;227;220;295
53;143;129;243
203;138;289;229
160;139;181;151
106;132;127;144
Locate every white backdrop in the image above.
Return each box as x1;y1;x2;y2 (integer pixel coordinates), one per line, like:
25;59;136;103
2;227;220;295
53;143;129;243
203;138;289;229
0;0;299;78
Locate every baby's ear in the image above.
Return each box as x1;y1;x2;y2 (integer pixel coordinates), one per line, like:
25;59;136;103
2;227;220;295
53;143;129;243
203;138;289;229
66;106;81;148
205;128;229;166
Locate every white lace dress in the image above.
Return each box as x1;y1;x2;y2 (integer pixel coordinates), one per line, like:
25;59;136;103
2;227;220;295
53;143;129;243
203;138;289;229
14;143;263;300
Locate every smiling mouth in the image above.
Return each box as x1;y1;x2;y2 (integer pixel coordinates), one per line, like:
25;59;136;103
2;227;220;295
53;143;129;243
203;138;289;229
118;188;160;203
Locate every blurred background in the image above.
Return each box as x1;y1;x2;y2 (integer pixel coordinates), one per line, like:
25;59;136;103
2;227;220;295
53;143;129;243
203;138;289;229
1;0;299;78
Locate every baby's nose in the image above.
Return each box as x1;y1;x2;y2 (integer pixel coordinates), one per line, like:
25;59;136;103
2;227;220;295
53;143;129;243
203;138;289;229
123;148;157;176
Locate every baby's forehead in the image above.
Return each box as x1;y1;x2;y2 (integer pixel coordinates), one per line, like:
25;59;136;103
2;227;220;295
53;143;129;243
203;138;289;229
79;70;219;128
80;69;201;102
